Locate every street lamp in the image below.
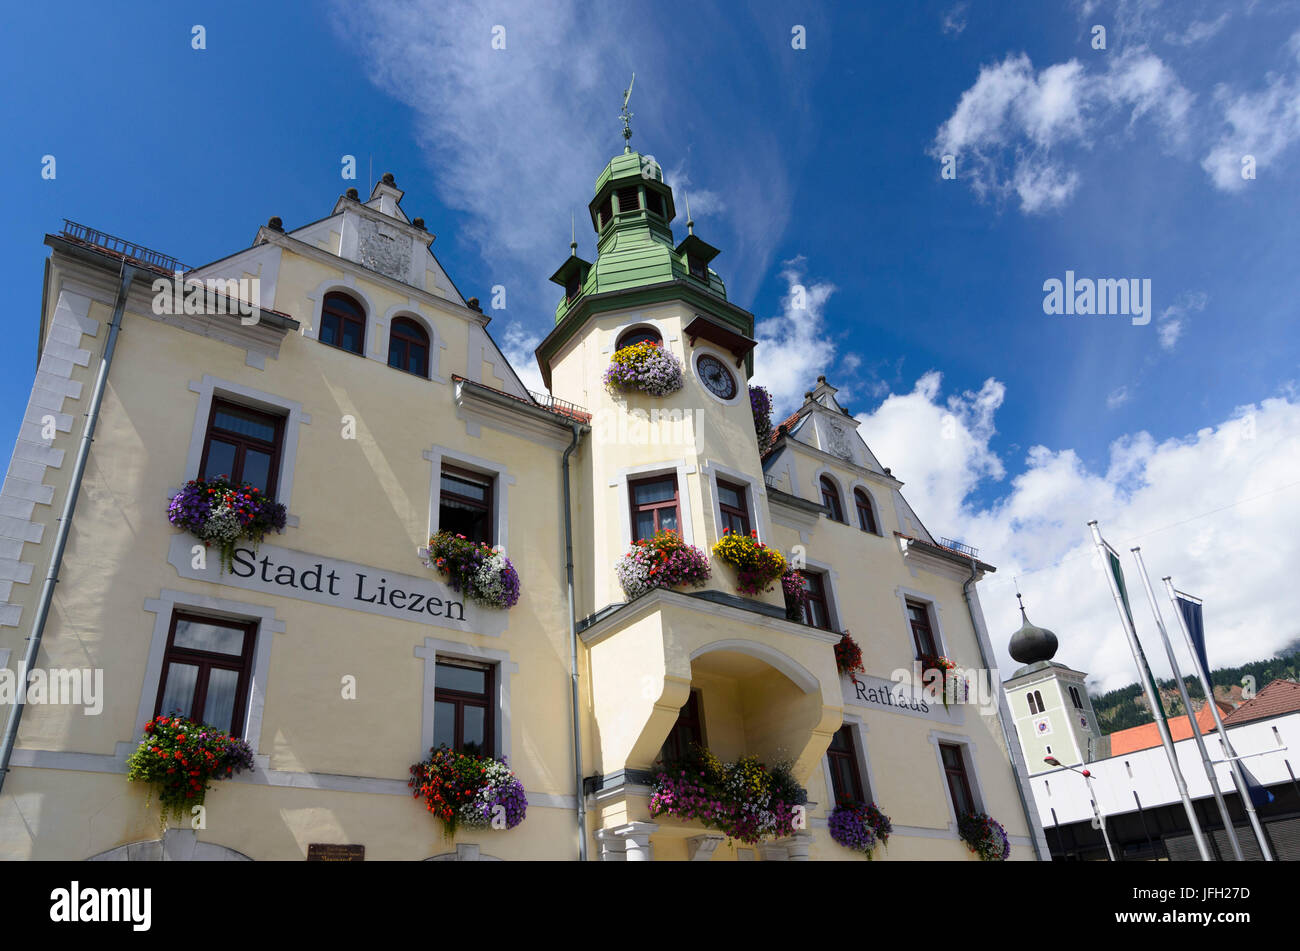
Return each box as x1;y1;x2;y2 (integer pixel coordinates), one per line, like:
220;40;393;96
1046;756;1116;862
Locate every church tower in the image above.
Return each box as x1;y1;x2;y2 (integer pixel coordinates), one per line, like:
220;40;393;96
534;110;769;618
1002;595;1102;774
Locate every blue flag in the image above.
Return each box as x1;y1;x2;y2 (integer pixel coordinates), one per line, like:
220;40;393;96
1241;761;1276;807
1175;592;1211;679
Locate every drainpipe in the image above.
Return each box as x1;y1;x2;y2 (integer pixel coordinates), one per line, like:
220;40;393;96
961;555;1052;862
0;261;139;795
561;420;586;860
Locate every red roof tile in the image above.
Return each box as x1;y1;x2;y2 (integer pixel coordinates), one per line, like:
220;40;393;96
1107;704;1226;755
1221;679;1300;726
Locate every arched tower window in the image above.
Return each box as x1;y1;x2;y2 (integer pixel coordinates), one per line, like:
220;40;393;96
1028;692;1039;714
1034;690;1045;712
854;488;879;534
616;326;661;350
388;316;430;377
820;476;845;523
320;291;366;355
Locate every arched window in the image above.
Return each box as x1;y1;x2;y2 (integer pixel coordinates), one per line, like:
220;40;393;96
1069;685;1084;710
320;291;366;355
820;476;845;523
388;316;430;377
854;488;879;534
1034;690;1045;712
616;326;661;350
1027;692;1039;715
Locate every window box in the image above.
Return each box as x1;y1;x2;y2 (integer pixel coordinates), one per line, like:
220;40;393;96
712;530;786;595
958;811;1010;861
423;531;520;609
167;477;287;572
615;530;710;601
828;801;893;857
126;714;255;826
409;746;527;838
603;341;684;397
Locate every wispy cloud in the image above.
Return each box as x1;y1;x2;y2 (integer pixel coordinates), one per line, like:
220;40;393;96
942;2;969;36
1156;290;1207;350
932;47;1193;213
750;257;845;416
1107;385;1132;409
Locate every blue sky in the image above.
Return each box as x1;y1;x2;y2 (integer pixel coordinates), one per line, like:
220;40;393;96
2;0;1298;688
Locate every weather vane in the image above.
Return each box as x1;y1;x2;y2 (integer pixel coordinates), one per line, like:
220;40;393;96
620;72;635;152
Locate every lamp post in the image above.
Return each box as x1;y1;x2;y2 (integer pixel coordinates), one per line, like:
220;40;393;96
1046;757;1116;862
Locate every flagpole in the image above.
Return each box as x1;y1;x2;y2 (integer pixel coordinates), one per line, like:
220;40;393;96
1162;577;1275;861
1088;521;1211;860
1131;547;1243;860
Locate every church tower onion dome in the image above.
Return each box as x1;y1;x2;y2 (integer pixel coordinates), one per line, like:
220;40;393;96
1008;594;1059;665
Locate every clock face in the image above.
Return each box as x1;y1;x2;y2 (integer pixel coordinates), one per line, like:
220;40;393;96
697;354;736;399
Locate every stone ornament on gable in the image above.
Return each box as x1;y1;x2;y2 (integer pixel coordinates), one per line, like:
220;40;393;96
357;218;413;282
828;423;852;461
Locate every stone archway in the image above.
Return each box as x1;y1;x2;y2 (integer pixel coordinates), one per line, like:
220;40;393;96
87;829;252;861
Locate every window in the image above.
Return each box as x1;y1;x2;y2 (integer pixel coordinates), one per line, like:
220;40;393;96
826;724;865;804
1027;692;1039;715
907;599;938;659
660;689;704;764
717;480;750;537
688;256;707;281
1034;689;1045;712
1069;685;1083;709
616;186;641;215
854;488;879;534
433;659;494;756
644;189;665;217
598;195;613;230
820;476;845;523
388;316;430;377
154;612;257;737
616;326;662;350
939;742;976;817
629;474;680;541
319;291;366;355
802;570;832;630
199;398;284;494
440;465;493;544
565;270;581;302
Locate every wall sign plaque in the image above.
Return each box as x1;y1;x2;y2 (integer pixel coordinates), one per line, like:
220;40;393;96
166;535;508;636
307;843;365;861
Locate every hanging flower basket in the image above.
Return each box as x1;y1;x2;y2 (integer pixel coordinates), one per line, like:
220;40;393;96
781;567;810;621
649;744;807;844
409;746;527;838
603;341;684;397
424;532;520;608
958;811;1010;861
828;801;893;857
615;530;711;600
918;653;967;710
712;530;787;595
750;384;773;450
834;632;865;675
167;477;287;572
125;715;255;827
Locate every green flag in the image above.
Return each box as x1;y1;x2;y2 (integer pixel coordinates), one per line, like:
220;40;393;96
1104;540;1168;726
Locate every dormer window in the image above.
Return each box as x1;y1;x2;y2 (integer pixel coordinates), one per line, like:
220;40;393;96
688;256;707;281
598;195;613;230
616;186;641;215
565;270;581;302
644;189;664;217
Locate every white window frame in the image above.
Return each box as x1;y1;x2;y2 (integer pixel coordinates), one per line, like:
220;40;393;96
612;459;696;548
424;445;516;551
848;480;884;536
414;636;519;764
380;304;447;383
182;375;310;524
135;589;286;759
798;555;844;632
895;587;950;659
303;278;379;358
821;715;877;806
701;460;768;544
928;730;988;830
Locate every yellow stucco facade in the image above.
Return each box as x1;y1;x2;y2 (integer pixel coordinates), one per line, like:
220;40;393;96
0;164;1047;862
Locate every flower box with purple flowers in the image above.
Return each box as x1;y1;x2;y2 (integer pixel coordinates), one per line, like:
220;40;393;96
603;341;684;398
167;477;287;572
424;531;521;609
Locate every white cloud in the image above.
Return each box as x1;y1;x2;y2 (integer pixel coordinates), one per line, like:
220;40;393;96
1156;290;1206;350
496;321;545;394
750;257;842;416
1107;385;1131;409
933;47;1193;213
663;161;726;221
1202;34;1300;192
856;373;1300;691
1164;12;1231;46
942;2;969;36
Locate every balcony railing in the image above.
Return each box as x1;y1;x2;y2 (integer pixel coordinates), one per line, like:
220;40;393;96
527;389;591;423
938;537;980;559
61;219;190;273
